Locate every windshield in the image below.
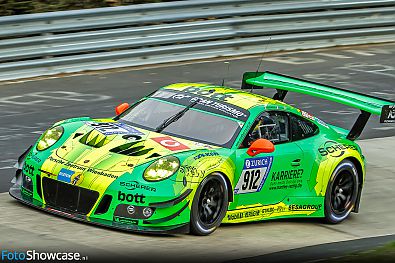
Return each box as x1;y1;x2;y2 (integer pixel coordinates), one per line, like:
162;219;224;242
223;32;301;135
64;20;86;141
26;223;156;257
120;99;242;148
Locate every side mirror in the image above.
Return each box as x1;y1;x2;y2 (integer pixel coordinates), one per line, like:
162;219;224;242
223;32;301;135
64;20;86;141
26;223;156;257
247;139;275;156
115;103;130;115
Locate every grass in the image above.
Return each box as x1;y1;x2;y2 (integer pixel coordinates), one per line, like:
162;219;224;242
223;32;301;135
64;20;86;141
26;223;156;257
323;242;395;263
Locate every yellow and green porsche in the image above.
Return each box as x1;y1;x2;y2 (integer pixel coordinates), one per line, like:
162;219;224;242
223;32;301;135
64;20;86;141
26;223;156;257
10;71;395;235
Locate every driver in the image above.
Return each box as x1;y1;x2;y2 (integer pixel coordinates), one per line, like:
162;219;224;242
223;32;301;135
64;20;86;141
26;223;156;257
243;115;279;147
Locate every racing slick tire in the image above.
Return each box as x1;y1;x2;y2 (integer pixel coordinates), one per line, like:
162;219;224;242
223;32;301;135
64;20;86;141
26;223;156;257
324;160;359;224
190;173;229;236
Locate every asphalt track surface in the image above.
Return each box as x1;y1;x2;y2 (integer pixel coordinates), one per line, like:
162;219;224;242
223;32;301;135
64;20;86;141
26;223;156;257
0;43;394;262
229;234;395;263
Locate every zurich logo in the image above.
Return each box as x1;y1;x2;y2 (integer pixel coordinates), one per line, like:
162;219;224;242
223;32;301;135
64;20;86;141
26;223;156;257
245;160;251;169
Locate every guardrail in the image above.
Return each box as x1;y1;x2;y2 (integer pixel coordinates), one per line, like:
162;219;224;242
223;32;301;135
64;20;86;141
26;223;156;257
0;0;394;81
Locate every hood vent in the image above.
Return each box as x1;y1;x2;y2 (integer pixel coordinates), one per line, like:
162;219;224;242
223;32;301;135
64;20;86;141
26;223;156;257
110;141;155;157
79;130;109;148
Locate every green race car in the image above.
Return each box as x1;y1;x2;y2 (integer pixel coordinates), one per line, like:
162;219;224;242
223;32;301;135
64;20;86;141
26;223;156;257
10;71;395;235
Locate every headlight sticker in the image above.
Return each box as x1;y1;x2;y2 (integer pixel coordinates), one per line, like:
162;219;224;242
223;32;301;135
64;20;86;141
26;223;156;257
143;156;180;181
36;126;64;151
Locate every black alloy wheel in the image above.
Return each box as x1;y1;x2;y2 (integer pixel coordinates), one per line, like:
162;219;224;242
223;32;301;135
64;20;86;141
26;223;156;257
190;173;229;235
324;160;359;223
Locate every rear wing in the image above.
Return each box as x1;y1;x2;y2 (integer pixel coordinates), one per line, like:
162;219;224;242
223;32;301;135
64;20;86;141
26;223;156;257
241;71;395;140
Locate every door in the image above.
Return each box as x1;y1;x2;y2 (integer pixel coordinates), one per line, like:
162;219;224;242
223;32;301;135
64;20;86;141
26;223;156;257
288;112;321;194
230;111;304;209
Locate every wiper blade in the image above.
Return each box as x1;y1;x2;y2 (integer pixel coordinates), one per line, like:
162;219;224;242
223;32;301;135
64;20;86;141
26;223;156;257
156;98;200;133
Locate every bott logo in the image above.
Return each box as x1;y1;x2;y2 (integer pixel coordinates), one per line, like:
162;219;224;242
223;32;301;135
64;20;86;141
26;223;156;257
118;191;146;204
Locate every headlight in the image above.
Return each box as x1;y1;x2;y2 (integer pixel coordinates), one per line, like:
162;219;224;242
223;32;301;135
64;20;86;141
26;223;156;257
36;126;64;151
143;156;180;182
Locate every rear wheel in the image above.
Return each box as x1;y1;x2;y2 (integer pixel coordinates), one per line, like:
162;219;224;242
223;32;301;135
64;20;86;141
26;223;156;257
190;173;229;235
324;160;359;223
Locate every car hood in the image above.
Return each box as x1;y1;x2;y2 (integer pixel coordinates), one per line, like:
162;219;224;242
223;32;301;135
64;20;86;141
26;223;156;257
53;119;216;173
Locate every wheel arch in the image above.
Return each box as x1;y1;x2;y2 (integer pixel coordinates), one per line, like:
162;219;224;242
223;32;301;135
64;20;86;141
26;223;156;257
211;171;234;203
343;156;364;213
344;157;364;185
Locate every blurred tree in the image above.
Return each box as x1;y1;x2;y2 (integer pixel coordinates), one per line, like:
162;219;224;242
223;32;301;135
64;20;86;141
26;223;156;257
1;0;34;15
0;0;175;16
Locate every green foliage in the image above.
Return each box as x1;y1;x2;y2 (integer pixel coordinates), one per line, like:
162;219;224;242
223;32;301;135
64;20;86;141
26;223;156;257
0;0;174;16
323;242;395;263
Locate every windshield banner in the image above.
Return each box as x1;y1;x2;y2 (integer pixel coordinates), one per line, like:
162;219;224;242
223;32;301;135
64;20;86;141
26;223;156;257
151;89;249;121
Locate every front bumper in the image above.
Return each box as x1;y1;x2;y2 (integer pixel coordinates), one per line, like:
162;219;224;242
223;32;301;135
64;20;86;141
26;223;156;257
11;144;193;234
9;184;190;234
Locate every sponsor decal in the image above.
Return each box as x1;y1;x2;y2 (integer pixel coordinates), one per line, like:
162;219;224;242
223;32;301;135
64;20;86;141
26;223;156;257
47;156;85;171
200;100;247;119
48;156;66;164
113;216;138;225
234;156;273;194
182;87;234;101
86;122;144;136
21;187;33;197
269;183;302;191
272;169;303;181
71;173;84;186
26;153;42;163
318;141;358;157
381;105;395;123
151;136;189;151
301;111;315;121
179;165;205;178
117;191;146;204
289;204;322;211
225;202;322;222
120;181;156;192
193;151;219;160
227;210;261;221
301;110;329;128
227;204;289;221
194;142;214;149
127;205;135;215
65;162;86;171
86;168;118;179
269;169;304;191
57;168;74;183
47;156;119;179
23;164;35;176
315;118;329;128
152;89;249;121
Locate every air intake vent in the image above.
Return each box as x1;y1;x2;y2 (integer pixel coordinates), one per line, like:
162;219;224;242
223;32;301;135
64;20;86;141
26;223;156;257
42;177;99;215
110;141;154;156
94;194;112;215
36;175;42;199
79;130;109;148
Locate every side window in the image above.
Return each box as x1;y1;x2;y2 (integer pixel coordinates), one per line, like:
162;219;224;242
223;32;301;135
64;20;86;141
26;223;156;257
290;114;319;141
241;111;290;148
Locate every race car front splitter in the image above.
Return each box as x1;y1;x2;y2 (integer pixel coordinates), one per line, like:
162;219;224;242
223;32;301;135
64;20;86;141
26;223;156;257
9;182;190;235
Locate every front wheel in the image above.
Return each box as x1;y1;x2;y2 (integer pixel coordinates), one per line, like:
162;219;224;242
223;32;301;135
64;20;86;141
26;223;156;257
324;160;359;224
190;173;229;236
